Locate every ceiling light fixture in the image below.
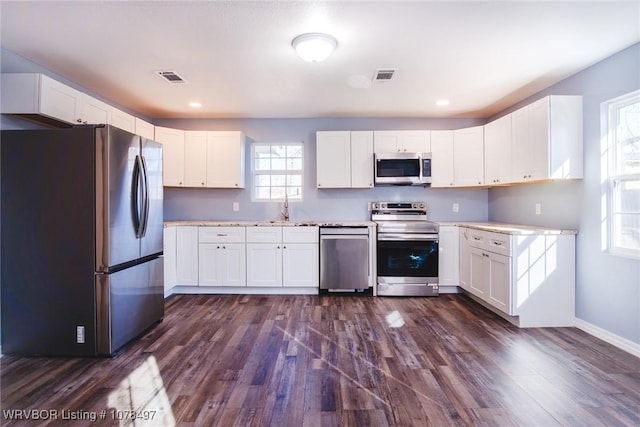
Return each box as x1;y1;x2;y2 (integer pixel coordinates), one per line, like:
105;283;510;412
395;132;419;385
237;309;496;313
436;99;450;107
292;33;338;63
188;101;202;108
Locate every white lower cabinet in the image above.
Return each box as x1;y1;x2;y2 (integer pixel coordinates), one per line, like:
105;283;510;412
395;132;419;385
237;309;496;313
437;225;459;291
246;226;319;288
163;226;177;293
198;226;247;287
176;226;199;286
459;226;575;327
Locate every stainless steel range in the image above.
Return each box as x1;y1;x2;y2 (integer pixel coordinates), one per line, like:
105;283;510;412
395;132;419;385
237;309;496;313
371;201;439;296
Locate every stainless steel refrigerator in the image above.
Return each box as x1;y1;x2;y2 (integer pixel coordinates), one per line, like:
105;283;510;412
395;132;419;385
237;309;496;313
1;125;164;356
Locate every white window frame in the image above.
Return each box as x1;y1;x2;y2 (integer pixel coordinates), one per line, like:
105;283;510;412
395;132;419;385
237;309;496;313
603;89;640;259
251;142;304;202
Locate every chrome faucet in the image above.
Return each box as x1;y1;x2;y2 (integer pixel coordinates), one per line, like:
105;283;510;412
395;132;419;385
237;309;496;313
282;194;289;222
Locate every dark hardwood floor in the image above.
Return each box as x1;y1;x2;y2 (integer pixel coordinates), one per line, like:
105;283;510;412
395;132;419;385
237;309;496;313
1;294;639;426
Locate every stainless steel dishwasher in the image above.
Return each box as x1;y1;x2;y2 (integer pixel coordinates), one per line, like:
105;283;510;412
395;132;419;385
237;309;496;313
320;227;369;292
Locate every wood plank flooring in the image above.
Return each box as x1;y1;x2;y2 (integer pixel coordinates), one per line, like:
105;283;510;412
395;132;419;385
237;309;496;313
1;294;639;426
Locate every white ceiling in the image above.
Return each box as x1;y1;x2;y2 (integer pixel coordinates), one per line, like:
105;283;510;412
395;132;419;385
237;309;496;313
1;1;639;119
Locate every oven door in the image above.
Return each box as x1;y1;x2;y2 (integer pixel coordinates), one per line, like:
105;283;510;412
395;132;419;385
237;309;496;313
376;233;439;284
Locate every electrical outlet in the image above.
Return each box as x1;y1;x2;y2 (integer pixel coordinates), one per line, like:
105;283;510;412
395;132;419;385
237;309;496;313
535;203;541;215
453;203;459;213
232;202;240;212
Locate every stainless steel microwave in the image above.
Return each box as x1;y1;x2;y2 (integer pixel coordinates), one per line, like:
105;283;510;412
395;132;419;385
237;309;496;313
374;152;432;186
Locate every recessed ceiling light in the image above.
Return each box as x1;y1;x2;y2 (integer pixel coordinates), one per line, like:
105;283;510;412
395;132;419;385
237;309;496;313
188;101;202;108
292;33;338;63
436;99;450;107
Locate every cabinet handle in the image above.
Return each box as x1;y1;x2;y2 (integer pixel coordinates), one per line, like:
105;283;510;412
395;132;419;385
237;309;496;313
493;241;503;246
222;246;226;249
283;246;287;249
217;233;227;236
216;246;220;249
76;118;83;123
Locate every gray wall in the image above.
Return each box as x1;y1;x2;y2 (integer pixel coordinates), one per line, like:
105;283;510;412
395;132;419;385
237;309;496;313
155;117;488;223
488;43;640;345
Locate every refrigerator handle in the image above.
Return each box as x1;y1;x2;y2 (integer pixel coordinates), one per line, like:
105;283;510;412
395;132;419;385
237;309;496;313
131;155;143;238
139;155;150;238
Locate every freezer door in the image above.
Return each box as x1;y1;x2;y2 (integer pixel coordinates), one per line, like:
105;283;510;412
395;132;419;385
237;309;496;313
95;126;142;270
140;138;164;257
96;257;164;355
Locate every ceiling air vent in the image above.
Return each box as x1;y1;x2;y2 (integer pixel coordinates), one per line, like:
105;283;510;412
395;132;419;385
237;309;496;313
374;68;397;82
155;70;188;84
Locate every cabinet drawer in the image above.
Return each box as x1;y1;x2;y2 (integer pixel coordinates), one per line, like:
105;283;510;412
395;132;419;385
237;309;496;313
283;226;319;243
487;232;511;256
246;226;283;243
466;229;488;250
199;226;246;243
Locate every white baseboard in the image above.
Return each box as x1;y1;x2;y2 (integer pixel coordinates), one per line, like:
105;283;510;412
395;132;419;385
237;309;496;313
574;318;640;359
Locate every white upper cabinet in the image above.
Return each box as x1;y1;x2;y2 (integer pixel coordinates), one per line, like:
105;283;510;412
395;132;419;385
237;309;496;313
155;126;185;187
350;131;374;188
1;73;82;125
511;95;583;182
484;114;513;185
184;131;208;187
155;129;245;188
430;130;455;187
206;131;246;188
316;131;351;188
135;117;155;140
316;131;374;188
110;107;135;133
79;94;111;125
453;126;484;186
373;130;430;153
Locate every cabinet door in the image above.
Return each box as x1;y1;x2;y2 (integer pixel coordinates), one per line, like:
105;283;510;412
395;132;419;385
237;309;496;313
283;243;319;287
176;226;198;286
110;107;136;133
488;253;511;314
469;247;488;298
438;226;459;287
484;114;512;185
184;131;208;187
80;94;111;125
135;118;155;140
198;244;221;286
155;126;185;187
511;105;532;182
350;131;374;188
207;131;245;188
246;243;282;287
316;131;351;188
163;227;177;293
220;243;247;287
454;126;484;186
39;74;83;124
529;97;551;181
400;130;430;153
458;228;471;291
373;131;400;152
430;130;455;187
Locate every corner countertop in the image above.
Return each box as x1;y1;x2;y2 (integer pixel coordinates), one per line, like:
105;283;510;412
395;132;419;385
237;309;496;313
438;221;577;235
164;220;376;227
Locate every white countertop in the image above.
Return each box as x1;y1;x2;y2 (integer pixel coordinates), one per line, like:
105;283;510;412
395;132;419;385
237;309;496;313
165;220;376;227
439;221;577;235
165;220;575;235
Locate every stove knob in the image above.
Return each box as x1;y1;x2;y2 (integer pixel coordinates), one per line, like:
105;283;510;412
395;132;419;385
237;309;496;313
419;203;425;209
381;203;387;209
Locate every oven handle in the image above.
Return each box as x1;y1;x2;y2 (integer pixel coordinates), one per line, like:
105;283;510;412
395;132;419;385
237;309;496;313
377;233;439;241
